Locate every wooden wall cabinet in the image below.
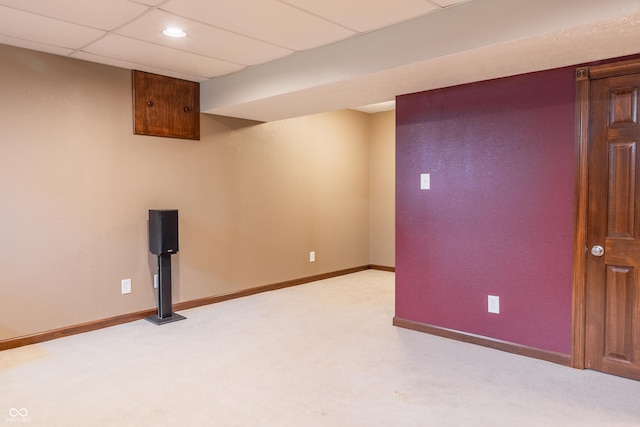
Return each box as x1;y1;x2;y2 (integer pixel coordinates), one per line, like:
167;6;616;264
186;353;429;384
132;70;200;140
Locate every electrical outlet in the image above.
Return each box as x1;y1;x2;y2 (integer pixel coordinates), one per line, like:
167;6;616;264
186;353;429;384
309;251;316;262
153;274;158;289
488;295;500;314
121;278;132;295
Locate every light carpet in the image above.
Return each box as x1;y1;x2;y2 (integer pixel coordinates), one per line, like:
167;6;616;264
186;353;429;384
2;270;640;426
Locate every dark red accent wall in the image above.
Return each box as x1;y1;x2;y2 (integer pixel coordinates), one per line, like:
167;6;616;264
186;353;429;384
395;67;576;355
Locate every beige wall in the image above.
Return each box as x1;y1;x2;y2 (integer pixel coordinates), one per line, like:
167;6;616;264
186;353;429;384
0;43;394;341
369;111;395;267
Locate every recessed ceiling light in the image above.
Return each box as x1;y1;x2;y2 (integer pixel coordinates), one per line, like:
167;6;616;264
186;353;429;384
162;27;187;38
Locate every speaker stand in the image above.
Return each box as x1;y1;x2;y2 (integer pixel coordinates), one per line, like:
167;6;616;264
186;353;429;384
145;253;186;325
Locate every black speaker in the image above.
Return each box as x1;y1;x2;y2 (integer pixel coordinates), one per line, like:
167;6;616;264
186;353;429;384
149;210;179;255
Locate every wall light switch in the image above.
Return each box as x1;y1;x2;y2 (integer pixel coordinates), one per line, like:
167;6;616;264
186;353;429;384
420;173;431;190
488;295;500;314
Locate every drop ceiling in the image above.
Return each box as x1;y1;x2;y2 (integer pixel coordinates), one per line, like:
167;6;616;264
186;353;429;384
1;0;640;121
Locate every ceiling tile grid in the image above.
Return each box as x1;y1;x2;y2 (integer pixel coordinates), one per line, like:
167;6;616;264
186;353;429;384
279;0;438;32
0;34;75;57
5;0;638;122
0;0;148;30
431;0;468;6
114;9;294;66
70;50;204;82
0;0;463;80
0;5;105;49
159;0;356;51
79;34;245;78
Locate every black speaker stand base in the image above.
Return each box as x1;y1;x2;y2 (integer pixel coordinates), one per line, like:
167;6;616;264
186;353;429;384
144;313;186;325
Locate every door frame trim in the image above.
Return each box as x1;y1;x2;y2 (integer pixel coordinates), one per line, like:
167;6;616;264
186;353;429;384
572;58;640;369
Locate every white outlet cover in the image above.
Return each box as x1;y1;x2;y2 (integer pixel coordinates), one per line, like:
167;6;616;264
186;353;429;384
121;278;132;295
309;251;316;262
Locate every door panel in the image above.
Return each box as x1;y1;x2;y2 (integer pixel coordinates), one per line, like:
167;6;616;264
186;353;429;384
609;87;638;126
603;266;634;361
607;141;636;238
586;73;640;380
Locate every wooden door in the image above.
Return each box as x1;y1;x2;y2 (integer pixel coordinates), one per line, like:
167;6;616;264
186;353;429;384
585;71;640;380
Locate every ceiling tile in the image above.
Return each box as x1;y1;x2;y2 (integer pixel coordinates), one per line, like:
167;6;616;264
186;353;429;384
281;0;437;32
351;100;396;113
81;34;245;79
116;9;294;66
0;0;148;30
0;6;104;49
0;34;74;56
160;0;355;51
430;0;469;7
131;0;166;5
71;50;208;82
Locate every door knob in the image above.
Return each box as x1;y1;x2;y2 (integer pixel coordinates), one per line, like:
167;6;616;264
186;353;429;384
591;245;605;257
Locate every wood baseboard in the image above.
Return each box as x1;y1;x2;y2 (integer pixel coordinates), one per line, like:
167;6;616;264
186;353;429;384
0;265;376;351
0;309;157;351
369;264;395;272
393;316;571;367
173;265;370;311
